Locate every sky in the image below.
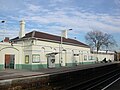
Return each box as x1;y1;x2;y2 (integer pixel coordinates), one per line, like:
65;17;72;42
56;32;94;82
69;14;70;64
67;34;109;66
0;0;120;50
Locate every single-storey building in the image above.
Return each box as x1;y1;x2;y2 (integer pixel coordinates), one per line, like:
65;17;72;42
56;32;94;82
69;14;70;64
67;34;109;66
0;20;115;70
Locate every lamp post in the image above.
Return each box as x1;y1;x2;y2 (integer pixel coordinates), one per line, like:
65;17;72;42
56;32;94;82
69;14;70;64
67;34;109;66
60;29;72;66
1;20;6;41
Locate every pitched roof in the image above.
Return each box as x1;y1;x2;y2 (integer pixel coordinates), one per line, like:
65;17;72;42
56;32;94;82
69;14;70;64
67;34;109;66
11;31;89;48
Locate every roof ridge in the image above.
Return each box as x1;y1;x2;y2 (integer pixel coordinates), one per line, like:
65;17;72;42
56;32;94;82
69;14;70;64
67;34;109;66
33;30;61;38
11;30;89;48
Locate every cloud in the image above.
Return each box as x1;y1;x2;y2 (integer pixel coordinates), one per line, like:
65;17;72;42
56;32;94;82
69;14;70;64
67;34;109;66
0;0;25;12
49;0;72;4
114;0;120;8
27;4;41;12
1;0;120;45
6;2;120;37
50;0;67;3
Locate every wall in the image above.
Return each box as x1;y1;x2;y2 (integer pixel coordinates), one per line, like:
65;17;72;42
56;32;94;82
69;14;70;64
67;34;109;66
0;42;23;70
29;39;93;70
92;53;114;62
0;39;115;70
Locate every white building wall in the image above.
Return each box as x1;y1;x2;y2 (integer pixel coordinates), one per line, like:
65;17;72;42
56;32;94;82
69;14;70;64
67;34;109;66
0;42;23;69
0;39;115;70
30;40;91;66
92;53;114;62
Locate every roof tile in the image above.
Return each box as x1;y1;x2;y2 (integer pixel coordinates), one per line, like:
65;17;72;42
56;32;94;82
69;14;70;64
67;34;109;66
12;31;89;48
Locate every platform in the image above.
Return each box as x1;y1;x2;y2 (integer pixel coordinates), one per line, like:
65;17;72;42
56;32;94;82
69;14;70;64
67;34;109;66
0;62;118;80
0;62;119;90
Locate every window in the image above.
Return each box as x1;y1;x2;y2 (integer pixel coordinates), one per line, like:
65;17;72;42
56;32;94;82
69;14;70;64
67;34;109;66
80;51;83;55
84;55;87;60
89;56;93;60
25;55;29;64
74;54;79;56
32;54;40;63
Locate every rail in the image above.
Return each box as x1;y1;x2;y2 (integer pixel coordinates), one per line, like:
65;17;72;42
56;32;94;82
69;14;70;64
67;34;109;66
66;68;120;90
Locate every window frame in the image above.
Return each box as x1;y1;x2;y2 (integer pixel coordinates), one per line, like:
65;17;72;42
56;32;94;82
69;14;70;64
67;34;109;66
25;55;29;64
84;55;87;61
32;54;40;63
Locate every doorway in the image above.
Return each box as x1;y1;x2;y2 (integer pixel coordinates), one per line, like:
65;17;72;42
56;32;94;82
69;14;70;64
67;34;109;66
61;50;66;66
5;54;15;69
47;55;55;68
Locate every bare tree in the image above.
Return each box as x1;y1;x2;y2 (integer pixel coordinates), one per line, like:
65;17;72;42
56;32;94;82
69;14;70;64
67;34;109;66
85;30;116;53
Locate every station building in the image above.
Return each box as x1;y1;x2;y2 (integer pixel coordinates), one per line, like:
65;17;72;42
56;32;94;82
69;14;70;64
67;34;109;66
115;52;120;61
0;20;115;70
91;51;115;62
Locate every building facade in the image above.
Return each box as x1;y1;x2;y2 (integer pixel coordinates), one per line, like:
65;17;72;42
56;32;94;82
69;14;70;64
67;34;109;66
0;20;115;70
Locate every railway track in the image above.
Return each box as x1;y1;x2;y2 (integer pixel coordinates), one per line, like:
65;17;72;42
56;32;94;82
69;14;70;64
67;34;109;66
66;68;120;90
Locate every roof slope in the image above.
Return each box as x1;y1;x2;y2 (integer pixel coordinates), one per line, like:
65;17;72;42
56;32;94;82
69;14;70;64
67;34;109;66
12;31;89;48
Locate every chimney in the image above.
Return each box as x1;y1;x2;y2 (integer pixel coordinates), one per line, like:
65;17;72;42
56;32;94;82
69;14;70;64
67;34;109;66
62;29;72;39
4;37;9;42
62;30;68;38
19;20;25;38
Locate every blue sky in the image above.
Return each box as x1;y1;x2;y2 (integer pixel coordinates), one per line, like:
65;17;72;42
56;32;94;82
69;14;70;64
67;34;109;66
0;0;120;50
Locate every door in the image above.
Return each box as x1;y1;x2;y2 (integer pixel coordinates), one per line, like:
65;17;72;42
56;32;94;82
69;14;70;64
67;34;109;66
73;54;78;66
47;55;55;68
5;55;10;68
10;55;15;69
74;54;79;65
61;51;66;66
5;54;15;69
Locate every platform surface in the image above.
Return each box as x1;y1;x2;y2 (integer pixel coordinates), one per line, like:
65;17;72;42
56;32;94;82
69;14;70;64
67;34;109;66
0;62;119;81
